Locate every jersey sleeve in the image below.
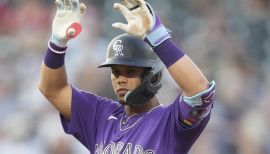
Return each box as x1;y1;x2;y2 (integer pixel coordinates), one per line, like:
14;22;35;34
179;81;216;128
169;81;215;152
60;86;120;150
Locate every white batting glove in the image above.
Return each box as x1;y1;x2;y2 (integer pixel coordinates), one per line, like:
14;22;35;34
113;0;171;47
112;0;153;39
51;0;86;47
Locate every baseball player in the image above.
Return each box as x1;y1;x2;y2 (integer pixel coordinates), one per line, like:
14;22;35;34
39;0;216;153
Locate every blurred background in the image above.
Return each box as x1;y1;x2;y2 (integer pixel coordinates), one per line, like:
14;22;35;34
0;0;269;153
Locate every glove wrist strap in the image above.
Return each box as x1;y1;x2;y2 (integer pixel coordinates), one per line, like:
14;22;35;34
50;35;68;48
145;24;171;47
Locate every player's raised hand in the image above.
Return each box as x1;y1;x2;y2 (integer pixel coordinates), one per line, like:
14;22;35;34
113;0;171;47
112;0;153;39
51;0;86;47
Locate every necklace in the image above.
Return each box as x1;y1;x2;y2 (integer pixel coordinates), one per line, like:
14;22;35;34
119;105;163;131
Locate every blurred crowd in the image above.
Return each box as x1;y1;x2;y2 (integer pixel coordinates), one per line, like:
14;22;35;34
0;0;269;153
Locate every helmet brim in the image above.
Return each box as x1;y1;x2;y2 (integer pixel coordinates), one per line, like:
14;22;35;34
98;57;152;68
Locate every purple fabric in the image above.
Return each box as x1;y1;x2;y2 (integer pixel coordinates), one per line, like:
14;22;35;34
44;41;67;69
60;86;210;154
153;39;185;68
179;96;212;128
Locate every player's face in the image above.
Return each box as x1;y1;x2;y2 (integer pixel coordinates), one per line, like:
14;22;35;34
111;65;145;104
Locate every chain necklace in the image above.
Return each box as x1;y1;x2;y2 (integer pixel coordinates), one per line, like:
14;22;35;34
119;105;163;131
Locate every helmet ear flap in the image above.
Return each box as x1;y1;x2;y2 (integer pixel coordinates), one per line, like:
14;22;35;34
151;71;163;85
141;69;162;84
124;69;163;106
124;70;162;106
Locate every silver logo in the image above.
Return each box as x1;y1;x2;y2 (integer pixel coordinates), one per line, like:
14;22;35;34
113;40;124;56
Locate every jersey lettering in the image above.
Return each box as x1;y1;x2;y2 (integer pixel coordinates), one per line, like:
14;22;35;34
123;143;132;154
134;145;143;154
103;143;115;154
115;142;124;154
144;150;155;154
95;143;103;154
95;142;155;154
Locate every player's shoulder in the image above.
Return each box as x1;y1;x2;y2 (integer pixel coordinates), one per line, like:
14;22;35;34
71;85;119;106
147;104;173;116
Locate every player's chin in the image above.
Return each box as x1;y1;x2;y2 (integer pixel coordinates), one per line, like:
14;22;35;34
117;96;128;105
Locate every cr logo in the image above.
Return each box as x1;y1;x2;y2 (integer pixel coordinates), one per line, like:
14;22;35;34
113;40;124;56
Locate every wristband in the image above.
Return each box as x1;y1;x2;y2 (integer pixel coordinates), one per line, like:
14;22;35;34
48;41;66;54
44;41;67;69
153;39;185;68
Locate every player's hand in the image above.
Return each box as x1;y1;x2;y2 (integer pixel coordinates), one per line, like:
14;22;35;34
51;0;86;47
113;0;171;47
112;0;153;39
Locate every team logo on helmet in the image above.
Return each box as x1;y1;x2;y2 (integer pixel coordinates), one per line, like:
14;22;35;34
113;40;124;56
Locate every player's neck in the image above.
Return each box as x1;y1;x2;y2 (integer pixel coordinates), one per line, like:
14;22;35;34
124;96;160;116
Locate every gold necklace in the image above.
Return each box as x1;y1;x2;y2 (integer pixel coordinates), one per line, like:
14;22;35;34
119;105;163;131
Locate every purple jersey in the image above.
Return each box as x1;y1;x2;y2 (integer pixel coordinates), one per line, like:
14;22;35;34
60;86;211;154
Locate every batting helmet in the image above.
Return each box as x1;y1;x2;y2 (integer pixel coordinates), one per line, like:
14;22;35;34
98;33;164;106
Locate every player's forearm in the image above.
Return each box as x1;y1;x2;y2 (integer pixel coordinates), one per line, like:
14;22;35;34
38;44;72;118
39;42;69;96
153;39;209;96
39;63;69;97
39;64;72;118
168;56;209;97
